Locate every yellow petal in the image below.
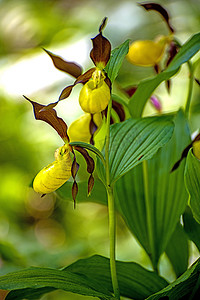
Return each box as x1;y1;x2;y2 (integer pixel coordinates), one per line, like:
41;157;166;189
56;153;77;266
193;140;200;160
127;37;169;67
68;113;102;143
79;79;110;114
33;144;72;194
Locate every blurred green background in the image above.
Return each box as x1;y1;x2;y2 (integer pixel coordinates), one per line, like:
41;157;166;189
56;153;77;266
0;0;200;299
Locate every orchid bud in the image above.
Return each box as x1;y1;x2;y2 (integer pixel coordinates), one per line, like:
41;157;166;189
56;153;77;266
150;96;162;113
67;113;102;143
79;69;110;114
193;140;200;160
127;35;170;67
33;144;72;194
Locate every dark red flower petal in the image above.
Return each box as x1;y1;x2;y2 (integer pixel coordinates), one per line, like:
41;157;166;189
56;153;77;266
43;48;82;78
23;96;69;142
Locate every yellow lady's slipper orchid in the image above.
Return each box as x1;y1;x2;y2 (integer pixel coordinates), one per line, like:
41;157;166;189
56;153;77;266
193;140;200;160
127;35;170;67
33;144;72;194
79;68;110;114
67;113;102;143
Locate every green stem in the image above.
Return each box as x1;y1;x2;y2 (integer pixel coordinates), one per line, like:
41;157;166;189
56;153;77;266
185;61;194;120
105;98;120;299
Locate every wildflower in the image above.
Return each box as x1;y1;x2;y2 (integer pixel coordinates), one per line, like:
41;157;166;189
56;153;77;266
79;68;110;114
67;113;102;143
33;144;72;194
126;35;170;67
150;96;162;113
42;17;111;114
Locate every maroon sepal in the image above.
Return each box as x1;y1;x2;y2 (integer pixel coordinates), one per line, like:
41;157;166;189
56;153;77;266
90;17;111;68
23;95;69;142
112;101;126;122
72;181;78;209
195;78;200;86
139;2;175;33
74;146;95;196
43;48;82;78
89;114;98;145
88;174;94;196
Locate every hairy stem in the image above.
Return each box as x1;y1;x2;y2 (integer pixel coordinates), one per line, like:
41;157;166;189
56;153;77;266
105;98;120;299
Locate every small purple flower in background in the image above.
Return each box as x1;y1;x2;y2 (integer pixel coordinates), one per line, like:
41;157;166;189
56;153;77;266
150;95;162;113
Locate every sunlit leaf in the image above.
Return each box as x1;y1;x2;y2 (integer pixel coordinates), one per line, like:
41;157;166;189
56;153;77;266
114;110;191;269
43;48;82;78
24;96;69;141
105;39;129;83
185;148;200;224
139;2;174;33
98;115;174;184
165;223;189;278
128;32;200;117
146;258;200;300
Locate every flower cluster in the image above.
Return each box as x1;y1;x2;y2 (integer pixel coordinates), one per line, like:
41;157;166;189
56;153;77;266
25;18;113;205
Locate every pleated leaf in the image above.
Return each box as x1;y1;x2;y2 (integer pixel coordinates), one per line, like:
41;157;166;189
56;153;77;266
115;110;191;269
65;255;168;300
183;206;200;252
1;255;168;300
165;223;189;278
185;148;200;224
105;39;129;83
146;258;200;300
0;266;114;300
98;115;174;185
128;32;200;117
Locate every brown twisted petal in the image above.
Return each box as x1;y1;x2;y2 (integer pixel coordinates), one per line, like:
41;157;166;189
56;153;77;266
23;96;69;141
74;146;95;174
72;181;78;208
43;48;82;78
139;2;174;33
88;174;94;196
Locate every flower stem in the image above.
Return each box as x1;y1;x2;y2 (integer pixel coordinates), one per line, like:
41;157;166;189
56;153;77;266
185;61;194;120
105;98;120;299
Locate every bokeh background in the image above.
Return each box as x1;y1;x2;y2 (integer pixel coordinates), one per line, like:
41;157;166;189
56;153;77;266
0;0;200;299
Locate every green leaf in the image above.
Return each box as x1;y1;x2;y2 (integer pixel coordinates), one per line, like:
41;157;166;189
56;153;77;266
65;255;168;300
114;110;191;269
128;32;200;117
183;206;200;252
98;115;174;185
0;266;114;300
2;255;168;300
105;39;129;83
146;258;200;300
185;148;200;224
165;223;189;278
